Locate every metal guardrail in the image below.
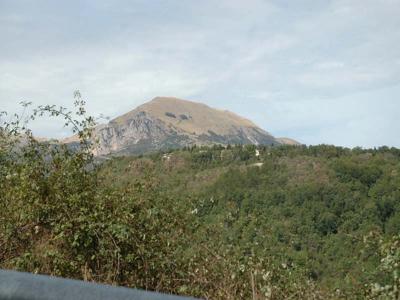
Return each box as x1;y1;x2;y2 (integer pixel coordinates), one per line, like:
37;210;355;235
0;269;198;300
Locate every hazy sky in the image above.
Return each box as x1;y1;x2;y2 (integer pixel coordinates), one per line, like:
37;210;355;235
1;0;399;147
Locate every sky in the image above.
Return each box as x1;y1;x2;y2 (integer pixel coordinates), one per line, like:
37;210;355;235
1;0;399;148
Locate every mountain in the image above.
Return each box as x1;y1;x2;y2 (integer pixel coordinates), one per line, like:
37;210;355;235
276;137;301;146
65;97;297;156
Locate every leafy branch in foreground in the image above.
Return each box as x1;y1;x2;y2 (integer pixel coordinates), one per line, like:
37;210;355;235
0;92;99;277
0;94;187;295
30;90;96;153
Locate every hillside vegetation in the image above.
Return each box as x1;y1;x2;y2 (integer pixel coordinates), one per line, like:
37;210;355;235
1;101;400;299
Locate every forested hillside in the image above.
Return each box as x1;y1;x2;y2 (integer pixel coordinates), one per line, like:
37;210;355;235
1;104;400;299
98;144;400;299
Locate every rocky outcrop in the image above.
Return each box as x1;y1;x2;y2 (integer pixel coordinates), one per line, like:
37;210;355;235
92;111;194;156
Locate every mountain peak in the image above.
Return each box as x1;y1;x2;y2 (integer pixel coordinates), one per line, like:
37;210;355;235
150;96;205;105
113;96;259;136
67;97;295;156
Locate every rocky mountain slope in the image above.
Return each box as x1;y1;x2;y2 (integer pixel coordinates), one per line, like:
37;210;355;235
276;137;301;146
65;97;297;156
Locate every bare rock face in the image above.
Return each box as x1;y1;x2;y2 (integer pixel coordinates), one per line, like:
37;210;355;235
92;110;192;156
66;97;294;156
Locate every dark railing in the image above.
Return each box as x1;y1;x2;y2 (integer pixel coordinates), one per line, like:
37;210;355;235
0;269;198;300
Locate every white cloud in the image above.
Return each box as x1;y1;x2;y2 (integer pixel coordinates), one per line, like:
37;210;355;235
0;0;399;146
314;61;345;70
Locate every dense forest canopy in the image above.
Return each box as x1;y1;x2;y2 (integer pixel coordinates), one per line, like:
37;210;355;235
1;102;400;299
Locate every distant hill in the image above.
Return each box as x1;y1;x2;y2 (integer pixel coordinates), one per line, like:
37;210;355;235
276;137;301;146
63;97;298;155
